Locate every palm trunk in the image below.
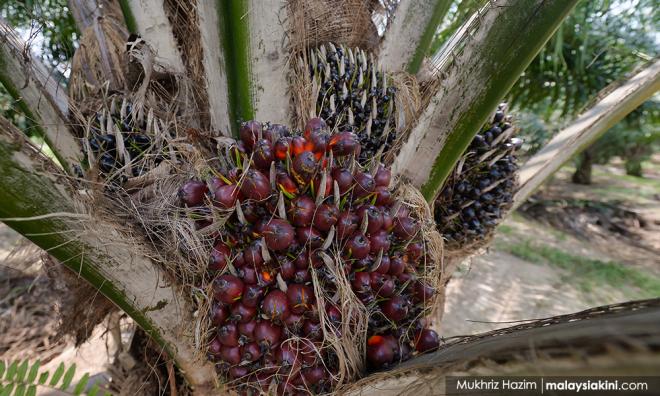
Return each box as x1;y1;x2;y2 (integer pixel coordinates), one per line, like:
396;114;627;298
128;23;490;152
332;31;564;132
624;146;646;177
572;149;593;184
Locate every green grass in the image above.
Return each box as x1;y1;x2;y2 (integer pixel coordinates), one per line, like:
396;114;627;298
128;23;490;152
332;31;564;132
498;224;514;235
496;239;660;299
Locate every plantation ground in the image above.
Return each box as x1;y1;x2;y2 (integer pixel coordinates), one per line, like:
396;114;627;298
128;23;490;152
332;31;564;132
2;156;659;387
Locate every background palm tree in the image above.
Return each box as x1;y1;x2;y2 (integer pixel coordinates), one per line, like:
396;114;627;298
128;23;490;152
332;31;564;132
0;0;658;393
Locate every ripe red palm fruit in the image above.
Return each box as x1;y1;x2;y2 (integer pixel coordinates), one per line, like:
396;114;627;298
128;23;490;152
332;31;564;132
375;185;393;206
336;211;358;240
414;329;439;352
331;167;354;193
242;284;264;307
276;171;298;195
211;303;228;326
229;365;249;379
274;137;291;160
291;136;310;156
357;205;383;234
406;241;424;261
289;196;315;226
366;335;394;368
345;233;371;259
294;268;311;283
388;253;406;276
217;322;239;347
266;123;289;140
304;117;327;140
237;266;257;284
284;312;305;332
261;289;290;321
279;257;296;280
313;203;339;231
208;336;223;358
311;133;329;156
381;210;394;231
413;281;435;304
292;151;318;182
240;201;260;223
263;219;295;251
213;275;245;304
312;172;333;196
381;295;410;322
253;139;274;170
298;338;320;366
302;365;327;385
329;131;359;156
302;320;322;341
179;180;207;206
276;340;301;374
308;249;324;268
240;169;271;201
243;241;264;267
326;304;342;327
209;242;230;271
231;302;256;323
213;184;239;209
287;284;315;314
370;272;395;298
393;216;420;241
372;254;391;274
220;344;241;365
254;320;282;348
296;226;323;248
240;342;262;362
369;230;391;255
238;320;256;341
257;269;275;286
351;271;372;293
239;120;262;149
353;172;376;197
374;165;391;187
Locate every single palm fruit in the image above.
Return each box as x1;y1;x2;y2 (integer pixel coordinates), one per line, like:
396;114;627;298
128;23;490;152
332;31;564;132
434;103;521;248
261;290;291;322
366;335;395;368
302;43;398;164
179;180;207;206
414;328;440;352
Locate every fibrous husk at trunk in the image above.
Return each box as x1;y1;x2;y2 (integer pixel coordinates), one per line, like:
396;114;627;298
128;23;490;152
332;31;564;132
288;0;380;54
161;0;211;131
68;15;128;107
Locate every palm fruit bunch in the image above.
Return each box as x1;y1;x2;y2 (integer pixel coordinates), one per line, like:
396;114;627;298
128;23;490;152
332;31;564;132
434;104;523;246
80;97;165;181
178;117;439;395
304;43;397;164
